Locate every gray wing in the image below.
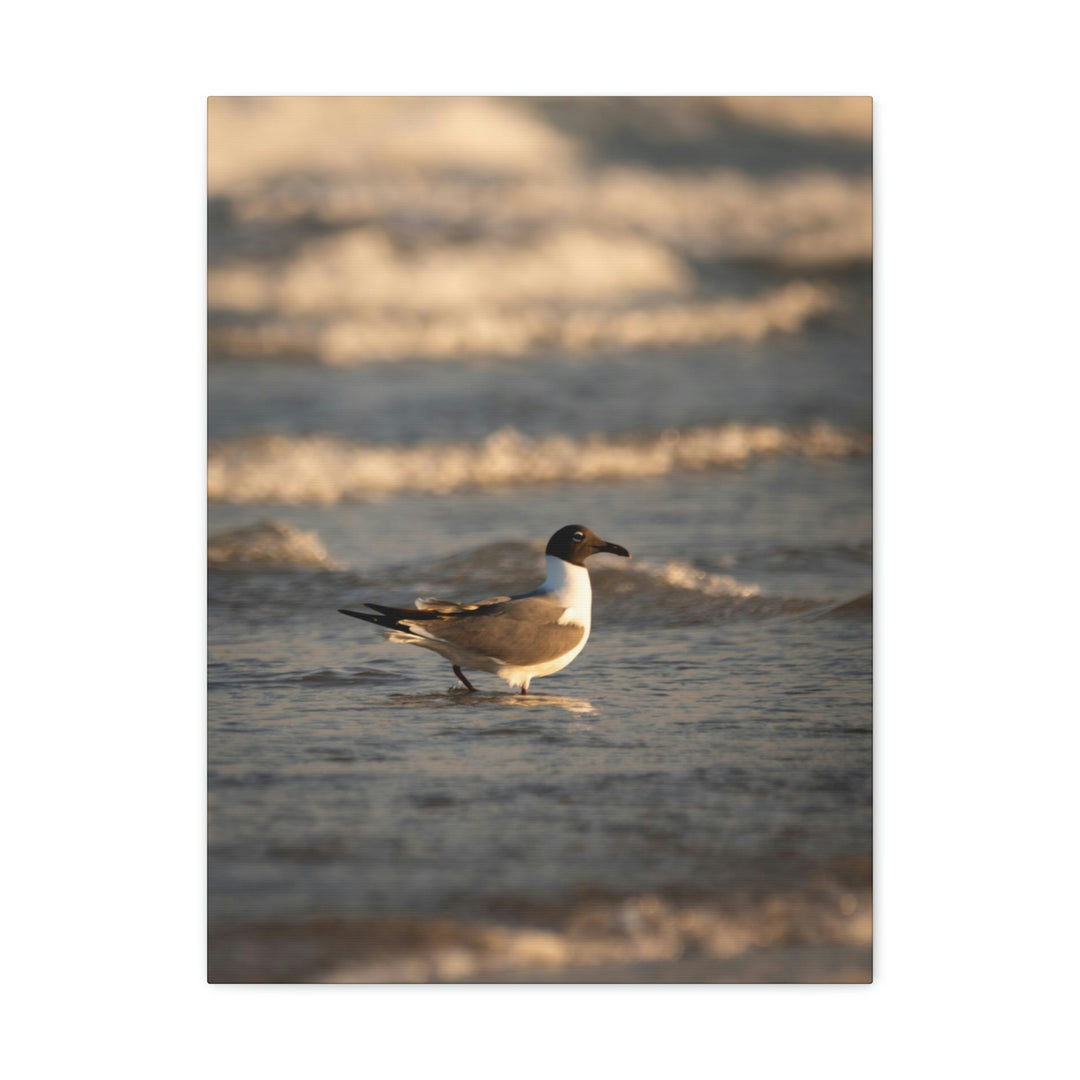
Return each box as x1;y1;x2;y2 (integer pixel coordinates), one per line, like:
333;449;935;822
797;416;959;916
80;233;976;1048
414;596;510;613
411;595;584;666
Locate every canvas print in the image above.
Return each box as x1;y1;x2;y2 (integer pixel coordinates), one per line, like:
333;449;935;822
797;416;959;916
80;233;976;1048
208;96;872;983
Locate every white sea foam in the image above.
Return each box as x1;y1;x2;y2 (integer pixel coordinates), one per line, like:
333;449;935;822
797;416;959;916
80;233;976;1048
208;97;869;199
315;886;872;983
208;422;871;504
625;559;761;598
209;98;868;366
225;169;871;267
208;97;580;195
209;227;691;317
209;282;838;364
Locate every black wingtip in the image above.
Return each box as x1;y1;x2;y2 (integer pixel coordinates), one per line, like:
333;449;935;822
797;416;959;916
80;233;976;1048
338;608;367;619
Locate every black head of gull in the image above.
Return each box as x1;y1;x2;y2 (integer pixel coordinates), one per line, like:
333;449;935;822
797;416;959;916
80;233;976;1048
545;524;631;567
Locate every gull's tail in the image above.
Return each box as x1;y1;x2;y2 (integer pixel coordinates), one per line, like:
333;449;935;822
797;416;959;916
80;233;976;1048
338;604;442;634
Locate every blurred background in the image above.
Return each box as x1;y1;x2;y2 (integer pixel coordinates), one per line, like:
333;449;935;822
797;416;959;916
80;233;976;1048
208;97;872;983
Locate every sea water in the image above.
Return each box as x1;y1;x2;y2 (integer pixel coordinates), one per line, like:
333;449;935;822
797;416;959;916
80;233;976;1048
207;97;872;982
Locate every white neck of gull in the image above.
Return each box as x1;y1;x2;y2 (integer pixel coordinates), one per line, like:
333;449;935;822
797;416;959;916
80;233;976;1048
540;555;593;628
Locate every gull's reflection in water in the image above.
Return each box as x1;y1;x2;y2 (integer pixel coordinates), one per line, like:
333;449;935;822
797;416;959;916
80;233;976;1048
386;687;597;716
499;693;597;716
447;685;598;716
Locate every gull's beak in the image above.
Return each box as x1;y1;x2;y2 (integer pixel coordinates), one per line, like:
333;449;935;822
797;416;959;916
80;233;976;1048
596;539;631;559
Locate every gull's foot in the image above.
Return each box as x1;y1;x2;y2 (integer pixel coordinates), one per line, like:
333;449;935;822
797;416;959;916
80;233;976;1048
452;665;478;692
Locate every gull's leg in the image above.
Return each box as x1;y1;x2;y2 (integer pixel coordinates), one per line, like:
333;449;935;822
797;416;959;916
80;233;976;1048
520;685;528;696
453;665;477;692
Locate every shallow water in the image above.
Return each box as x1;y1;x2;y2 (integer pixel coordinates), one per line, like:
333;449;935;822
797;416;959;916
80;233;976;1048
208;458;871;980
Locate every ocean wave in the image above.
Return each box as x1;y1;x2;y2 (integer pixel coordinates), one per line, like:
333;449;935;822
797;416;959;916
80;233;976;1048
208;97;869;198
207;520;339;569
592;564;821;624
209;870;871;982
222;169;871;268
208;422;870;504
209;281;837;364
210;99;869;270
209;98;868;366
591;558;827;624
208;538;864;628
209;227;691;317
376;543;763;604
621;558;760;598
208;97;580;195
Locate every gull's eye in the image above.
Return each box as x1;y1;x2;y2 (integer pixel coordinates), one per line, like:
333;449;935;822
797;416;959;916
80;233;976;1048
572;530;585;542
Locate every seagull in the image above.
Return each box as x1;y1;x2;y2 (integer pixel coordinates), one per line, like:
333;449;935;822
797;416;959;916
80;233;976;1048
339;524;631;695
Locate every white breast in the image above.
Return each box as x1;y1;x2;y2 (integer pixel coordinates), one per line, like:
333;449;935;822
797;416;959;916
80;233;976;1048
539;555;592;630
486;556;595;691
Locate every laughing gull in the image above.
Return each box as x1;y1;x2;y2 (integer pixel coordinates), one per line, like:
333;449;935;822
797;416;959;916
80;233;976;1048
339;525;631;695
